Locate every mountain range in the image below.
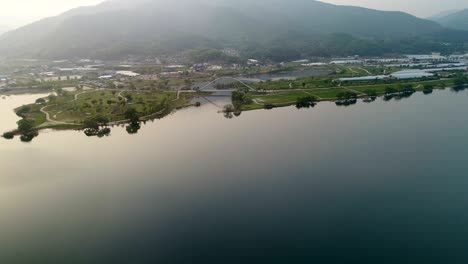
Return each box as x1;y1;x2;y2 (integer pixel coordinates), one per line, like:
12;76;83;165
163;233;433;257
0;0;467;61
432;9;468;31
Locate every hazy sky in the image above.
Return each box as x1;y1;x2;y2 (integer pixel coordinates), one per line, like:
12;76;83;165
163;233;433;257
320;0;468;17
0;0;105;27
1;0;468;28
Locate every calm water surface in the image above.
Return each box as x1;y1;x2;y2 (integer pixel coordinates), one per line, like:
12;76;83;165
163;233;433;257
1;90;468;263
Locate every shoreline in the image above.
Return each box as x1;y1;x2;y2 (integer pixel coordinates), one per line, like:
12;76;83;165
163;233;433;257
2;89;202;139
2;74;467;139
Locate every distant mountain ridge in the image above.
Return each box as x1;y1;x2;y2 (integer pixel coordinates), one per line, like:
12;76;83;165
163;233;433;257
0;0;465;60
428;9;461;21
433;8;468;31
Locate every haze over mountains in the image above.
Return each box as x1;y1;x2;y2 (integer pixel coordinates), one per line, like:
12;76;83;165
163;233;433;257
0;0;467;61
0;25;12;36
428;10;461;21
433;9;468;31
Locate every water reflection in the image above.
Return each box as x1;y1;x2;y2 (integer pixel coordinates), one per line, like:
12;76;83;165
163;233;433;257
335;98;357;106
4;88;468;143
126;122;141;134
451;84;467;93
1;90;468;262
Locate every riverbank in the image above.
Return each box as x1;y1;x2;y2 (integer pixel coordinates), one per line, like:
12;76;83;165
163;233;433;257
0;87;54;95
4;89;206;138
240;77;460;110
3;72;467;141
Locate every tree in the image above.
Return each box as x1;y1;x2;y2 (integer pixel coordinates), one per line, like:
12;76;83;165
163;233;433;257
125;108;140;124
17;119;35;134
83;116;111;137
83;118;99;130
126;123;141;134
223;104;234;113
454;74;468;87
94;115;110;126
223;105;235;119
16;106;32;116
35;98;46;104
232;89;253;109
296;96;318;109
3;132;14;139
385;86;398;95
423;84;434;95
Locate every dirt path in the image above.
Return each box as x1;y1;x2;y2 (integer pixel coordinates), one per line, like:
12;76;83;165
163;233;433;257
39;90;97;126
347;67;359;74
39;89;190;127
357;67;372;75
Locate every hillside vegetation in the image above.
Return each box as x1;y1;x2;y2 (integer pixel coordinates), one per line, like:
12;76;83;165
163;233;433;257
0;0;467;60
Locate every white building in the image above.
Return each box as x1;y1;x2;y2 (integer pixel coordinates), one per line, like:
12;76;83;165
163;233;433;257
406;53;447;61
116;71;140;77
330;60;363;65
99;75;114;80
302;62;328;67
247;59;260;66
339;69;435;82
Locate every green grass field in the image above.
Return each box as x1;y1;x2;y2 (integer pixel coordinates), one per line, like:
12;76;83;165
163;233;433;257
242;78;457;110
19;89;200;128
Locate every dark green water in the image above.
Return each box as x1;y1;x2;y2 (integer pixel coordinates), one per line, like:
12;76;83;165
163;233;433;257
1;90;468;263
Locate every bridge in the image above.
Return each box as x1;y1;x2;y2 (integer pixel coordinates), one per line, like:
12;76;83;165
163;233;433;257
198;77;256;92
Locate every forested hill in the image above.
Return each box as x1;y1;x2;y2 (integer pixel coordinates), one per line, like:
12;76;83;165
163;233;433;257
0;0;466;61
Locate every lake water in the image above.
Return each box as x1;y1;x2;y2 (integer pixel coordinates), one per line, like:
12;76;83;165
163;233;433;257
1;90;468;263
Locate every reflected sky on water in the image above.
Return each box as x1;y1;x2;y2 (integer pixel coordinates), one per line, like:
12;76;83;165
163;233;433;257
1;90;468;263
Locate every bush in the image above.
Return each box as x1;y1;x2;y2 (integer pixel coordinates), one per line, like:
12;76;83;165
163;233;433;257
17;119;35;134
17;106;32;116
83;118;99;130
232;89;253;109
35;98;46;104
84;127;111;137
223;104;235;113
423;84;434;95
19;131;38;142
296;96;318;109
2;132;14;139
125;108;140;124
385;87;398;95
